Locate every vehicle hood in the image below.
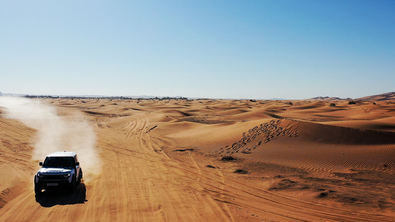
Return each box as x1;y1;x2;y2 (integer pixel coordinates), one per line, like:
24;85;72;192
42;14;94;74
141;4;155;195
38;168;73;175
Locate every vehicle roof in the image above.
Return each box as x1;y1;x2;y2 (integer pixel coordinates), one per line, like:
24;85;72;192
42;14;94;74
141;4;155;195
46;151;76;158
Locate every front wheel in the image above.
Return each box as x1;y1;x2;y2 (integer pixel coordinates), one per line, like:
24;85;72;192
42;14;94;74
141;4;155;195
34;182;41;195
68;176;76;193
77;170;83;184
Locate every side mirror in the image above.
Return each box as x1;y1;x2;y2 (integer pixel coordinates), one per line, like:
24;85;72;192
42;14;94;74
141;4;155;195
39;162;43;166
76;162;79;166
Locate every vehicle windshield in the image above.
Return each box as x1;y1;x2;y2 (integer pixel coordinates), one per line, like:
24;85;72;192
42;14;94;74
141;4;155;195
43;157;75;168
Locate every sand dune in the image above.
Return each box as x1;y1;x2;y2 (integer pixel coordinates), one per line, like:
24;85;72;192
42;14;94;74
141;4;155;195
357;92;395;101
0;96;394;221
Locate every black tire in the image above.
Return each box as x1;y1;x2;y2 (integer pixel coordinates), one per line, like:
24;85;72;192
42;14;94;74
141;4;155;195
77;170;83;184
72;175;77;187
67;176;76;193
34;181;41;195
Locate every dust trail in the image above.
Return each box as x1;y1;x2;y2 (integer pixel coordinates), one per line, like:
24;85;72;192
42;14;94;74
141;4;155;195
0;96;101;181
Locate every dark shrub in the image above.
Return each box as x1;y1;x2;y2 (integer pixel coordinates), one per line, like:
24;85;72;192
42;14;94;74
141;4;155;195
221;156;235;161
318;192;328;198
234;169;248;174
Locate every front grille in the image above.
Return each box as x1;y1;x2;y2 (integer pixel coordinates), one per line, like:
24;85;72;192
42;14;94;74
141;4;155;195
41;174;66;180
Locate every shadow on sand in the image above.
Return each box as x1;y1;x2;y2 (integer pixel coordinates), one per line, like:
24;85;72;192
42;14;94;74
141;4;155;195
35;183;87;207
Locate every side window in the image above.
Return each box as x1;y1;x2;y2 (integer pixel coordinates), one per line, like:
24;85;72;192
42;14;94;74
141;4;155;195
43;157;49;166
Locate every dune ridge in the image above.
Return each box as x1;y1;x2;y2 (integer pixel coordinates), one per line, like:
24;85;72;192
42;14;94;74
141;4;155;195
217;119;395;156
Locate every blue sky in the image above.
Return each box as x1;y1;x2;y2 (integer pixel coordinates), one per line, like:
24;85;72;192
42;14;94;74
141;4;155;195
1;0;394;99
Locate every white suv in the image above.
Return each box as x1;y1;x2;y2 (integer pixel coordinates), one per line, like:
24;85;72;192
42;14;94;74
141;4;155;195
34;151;83;194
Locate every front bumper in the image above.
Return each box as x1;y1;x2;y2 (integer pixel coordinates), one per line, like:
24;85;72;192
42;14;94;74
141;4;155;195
35;175;73;189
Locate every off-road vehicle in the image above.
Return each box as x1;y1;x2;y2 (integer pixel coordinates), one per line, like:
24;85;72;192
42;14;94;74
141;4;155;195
34;151;83;194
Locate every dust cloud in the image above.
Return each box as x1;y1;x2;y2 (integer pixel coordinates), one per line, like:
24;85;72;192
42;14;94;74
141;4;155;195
0;96;101;180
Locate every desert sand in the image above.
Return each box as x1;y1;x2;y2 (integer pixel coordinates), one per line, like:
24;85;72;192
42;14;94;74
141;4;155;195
0;93;394;221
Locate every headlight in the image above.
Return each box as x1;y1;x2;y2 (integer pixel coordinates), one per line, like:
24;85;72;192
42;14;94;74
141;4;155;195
64;173;71;178
37;172;43;177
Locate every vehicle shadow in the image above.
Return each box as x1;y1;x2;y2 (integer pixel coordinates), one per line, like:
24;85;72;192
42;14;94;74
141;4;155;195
35;183;87;207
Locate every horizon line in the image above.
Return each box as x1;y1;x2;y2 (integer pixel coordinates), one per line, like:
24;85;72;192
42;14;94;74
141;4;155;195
1;91;392;101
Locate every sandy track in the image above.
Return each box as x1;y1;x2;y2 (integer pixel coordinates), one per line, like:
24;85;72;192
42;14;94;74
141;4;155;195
0;117;233;221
